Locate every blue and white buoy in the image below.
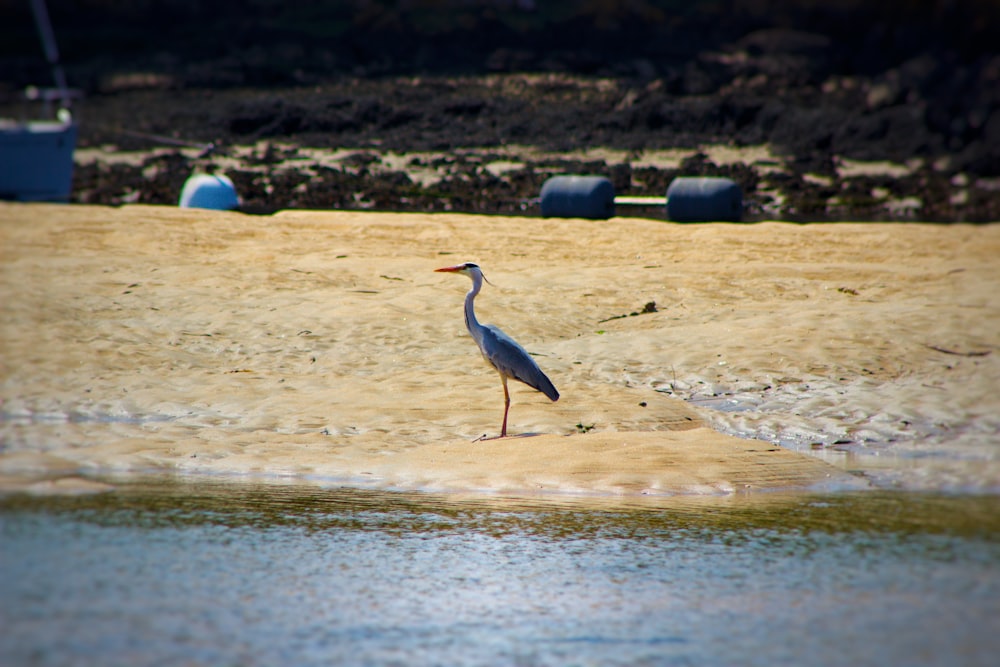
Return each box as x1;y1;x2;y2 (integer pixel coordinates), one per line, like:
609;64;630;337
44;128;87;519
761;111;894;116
179;173;239;210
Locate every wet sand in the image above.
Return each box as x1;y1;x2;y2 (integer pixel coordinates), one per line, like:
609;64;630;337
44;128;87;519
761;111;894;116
1;202;998;495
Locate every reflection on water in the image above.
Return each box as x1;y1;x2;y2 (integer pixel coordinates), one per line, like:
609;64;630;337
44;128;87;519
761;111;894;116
2;479;999;667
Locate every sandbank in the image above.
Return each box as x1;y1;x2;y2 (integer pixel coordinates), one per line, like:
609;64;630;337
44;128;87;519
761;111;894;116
2;203;997;495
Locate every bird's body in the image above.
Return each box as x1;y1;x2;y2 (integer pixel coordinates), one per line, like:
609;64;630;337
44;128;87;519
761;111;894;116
435;262;558;438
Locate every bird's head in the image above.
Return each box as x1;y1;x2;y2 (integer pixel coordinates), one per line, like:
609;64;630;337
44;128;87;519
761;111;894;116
434;262;492;285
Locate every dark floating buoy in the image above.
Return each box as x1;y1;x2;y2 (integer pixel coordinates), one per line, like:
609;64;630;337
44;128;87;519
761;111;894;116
539;174;743;222
666;177;742;222
540;175;615;219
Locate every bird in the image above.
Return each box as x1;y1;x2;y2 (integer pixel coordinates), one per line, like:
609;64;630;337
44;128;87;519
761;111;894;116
434;262;559;438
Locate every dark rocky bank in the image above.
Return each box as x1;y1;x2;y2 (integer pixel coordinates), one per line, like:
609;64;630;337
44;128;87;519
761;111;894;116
2;1;998;221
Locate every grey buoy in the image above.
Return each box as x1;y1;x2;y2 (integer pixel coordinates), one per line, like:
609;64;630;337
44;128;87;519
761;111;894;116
540;175;615;219
179;173;239;210
666;177;742;222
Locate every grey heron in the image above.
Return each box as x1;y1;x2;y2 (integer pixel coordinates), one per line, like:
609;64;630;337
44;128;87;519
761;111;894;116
435;262;559;438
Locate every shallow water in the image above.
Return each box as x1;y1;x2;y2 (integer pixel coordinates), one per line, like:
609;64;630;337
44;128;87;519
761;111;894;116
663;359;1000;493
2;479;999;667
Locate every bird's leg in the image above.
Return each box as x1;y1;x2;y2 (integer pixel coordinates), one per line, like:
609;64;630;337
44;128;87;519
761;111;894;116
500;374;510;438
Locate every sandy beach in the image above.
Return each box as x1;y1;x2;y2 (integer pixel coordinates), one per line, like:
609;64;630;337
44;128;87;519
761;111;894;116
1;202;998;495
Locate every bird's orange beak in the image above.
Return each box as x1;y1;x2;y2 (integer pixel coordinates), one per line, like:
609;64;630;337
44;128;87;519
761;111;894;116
434;265;464;273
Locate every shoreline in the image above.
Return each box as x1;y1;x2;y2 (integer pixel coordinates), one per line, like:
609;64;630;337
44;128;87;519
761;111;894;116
70;138;999;223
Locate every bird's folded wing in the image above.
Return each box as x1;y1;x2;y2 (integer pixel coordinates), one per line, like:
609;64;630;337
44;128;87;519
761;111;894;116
482;325;559;401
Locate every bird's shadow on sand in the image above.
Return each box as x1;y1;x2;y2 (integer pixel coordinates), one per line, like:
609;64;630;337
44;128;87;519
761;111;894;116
471;432;548;442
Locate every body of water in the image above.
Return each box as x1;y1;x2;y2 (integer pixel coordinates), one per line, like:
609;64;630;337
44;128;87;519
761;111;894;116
2;480;998;666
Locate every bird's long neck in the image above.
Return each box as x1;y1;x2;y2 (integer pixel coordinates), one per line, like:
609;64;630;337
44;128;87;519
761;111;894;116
463;273;484;339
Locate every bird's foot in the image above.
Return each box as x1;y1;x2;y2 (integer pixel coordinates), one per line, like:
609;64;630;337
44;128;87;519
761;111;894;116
472;433;507;442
